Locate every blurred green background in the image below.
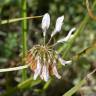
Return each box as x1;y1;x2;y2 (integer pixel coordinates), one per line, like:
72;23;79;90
0;0;96;96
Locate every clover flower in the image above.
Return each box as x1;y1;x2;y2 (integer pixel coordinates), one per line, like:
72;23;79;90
0;13;76;82
25;13;76;82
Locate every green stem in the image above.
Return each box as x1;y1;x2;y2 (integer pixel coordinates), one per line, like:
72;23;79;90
44;36;46;46
21;0;27;81
46;37;52;46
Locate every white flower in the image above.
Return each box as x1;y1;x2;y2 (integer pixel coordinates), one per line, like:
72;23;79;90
51;16;64;37
0;13;75;82
57;27;76;43
25;13;75;82
42;13;50;37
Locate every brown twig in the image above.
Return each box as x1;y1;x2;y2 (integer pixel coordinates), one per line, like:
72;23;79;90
86;0;96;20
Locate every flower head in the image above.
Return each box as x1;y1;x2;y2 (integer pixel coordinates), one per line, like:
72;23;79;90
25;13;76;82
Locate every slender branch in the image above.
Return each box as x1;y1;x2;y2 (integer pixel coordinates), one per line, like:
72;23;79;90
44;35;46;46
86;0;96;20
0;65;29;73
0;16;42;25
87;68;96;78
43;30;46;46
46;37;52;46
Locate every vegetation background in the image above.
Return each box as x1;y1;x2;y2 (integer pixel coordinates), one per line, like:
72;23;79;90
0;0;96;96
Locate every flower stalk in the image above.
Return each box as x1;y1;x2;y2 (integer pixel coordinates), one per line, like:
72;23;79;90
21;0;27;80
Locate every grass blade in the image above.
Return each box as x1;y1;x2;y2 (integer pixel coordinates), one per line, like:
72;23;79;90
63;79;86;96
0;16;42;25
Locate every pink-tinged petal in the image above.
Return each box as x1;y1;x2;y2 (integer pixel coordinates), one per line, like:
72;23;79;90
52;65;61;79
57;27;76;43
33;57;41;80
40;64;49;82
42;13;50;37
40;73;43;80
51;16;64;37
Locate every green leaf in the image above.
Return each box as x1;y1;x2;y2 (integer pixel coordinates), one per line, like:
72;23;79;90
63;79;86;96
0;77;41;96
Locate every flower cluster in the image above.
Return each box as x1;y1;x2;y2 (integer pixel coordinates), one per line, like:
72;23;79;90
25;13;76;82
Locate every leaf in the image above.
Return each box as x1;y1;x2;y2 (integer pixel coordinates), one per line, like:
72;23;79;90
63;79;86;96
63;68;96;96
1;77;41;96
